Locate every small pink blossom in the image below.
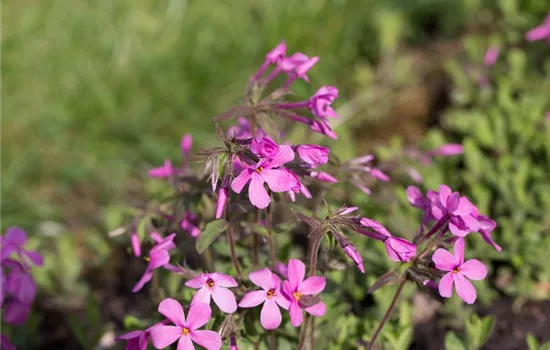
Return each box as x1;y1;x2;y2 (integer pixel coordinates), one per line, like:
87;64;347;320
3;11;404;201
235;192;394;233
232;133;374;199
296;145;329;165
1;227;43;266
483;46;499;66
430;144;464;157
185;272;238;314
356;218;417;262
308;86;339;119
150;299;222;350
525;14;550;43
238;268;290;330
115;323;165;350
431;185;480;237
281;259;326;327
133;234;176;292
251;137;279;158
149;160;173;178
369;168;390;182
432;238;487;304
215;176;230;219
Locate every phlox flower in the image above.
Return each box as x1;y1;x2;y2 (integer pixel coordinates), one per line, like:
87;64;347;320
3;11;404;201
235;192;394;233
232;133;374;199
296;144;329;166
251;137;279;158
342;244;365;273
1;227;44;266
185;272;238;314
432;238;487;304
308;86;339;119
150;299;222;350
133;234;176;292
356;218;416;262
281;259;326;327
431;185;480;237
238;268;290;330
115;323;165;350
149;160;173;178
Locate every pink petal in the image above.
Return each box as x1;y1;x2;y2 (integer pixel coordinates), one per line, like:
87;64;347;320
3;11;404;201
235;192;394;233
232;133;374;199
150;232;164;243
432;248;456;271
449;220;470;237
261;169;298;193
115;330;143;341
526;25;549;41
446;193;460;213
149;325;182;349
187;302;212;330
369;168;390;182
453;238;465;265
181;134;193;156
298;276;326;295
305;301;326;316
6;227;27;246
131;233;141;257
249;268;274;290
239;291;267;308
439;185;452;205
289;301;303;327
190;330;222;350
267;145;295;168
211;273;238;288
454;273;477;304
480;231;502;252
177;335;195;350
282;280;295;300
185;275;207;289
287;259;305;289
460;259;487;280
261;299;282;330
455;197;477;216
211;286;237;313
231;169;253;194
273;293;290;310
248;173;271;209
158;298;186;327
4;300;31;325
191;287;212;305
132;269;153;292
438;273;455;298
149;250;170;269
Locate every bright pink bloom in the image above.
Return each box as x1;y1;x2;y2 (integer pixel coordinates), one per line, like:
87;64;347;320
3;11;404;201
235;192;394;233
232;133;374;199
473;213;501;252
251;137;279;158
231;145;299;209
356;218;416;262
181;134;193;157
342;244;365;273
431;185;480;237
215;176;230;219
150;299;222;350
432;238;487;304
238;268;290;330
483;46;499;66
185;272;238;314
281;259;326;327
181;212;201;238
296;145;329;165
525;14;550;42
149;160;173;178
430;144;464;157
4;262;37;305
310;171;338;183
1;227;43;266
266;42;286;64
133;234;176;292
308;86;339;119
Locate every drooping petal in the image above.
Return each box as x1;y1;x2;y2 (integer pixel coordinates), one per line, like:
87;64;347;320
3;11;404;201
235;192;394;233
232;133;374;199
186;302;212;330
287;259;305;289
266;145;295;168
261;299;282;330
298;276;326;295
6;269;37;304
149;325;182;349
158;298;186;327
289;301;304;327
211;273;238;288
460;259;487;280
177;335;195;350
305;301;326;316
185;274;207;289
438;272;455;298
238;291;267;308
191;287;212;305
261;169;299;193
248;173;271;209
248;268;274;291
190;330;222;350
231;169;253;194
132;269;153;292
432;248;456;271
453;238;465;265
211;286;238;313
454;273;477;304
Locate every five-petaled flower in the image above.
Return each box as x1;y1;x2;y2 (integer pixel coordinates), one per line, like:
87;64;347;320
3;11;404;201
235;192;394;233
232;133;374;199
133;233;176;292
150;299;222;350
431;185;480;237
185;272;238;314
432;238;487;304
238;268;290;330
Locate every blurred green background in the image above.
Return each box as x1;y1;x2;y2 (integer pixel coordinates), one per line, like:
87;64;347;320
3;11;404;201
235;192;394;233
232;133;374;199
2;0;550;349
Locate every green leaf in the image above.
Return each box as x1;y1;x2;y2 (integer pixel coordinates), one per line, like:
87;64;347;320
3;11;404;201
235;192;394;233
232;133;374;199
526;333;539;350
124;315;146;330
195;220;229;254
445;331;466;350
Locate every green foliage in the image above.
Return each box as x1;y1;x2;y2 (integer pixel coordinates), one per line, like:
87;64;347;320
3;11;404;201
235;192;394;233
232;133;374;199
195;219;229;254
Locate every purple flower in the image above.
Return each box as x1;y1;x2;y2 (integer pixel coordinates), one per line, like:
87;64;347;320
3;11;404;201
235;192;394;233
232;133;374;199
1;335;16;350
149;160;173;178
130;231;141;257
356;218;416;262
215;176;230;219
238;268;290;330
308;86;339;119
296;145;329;165
1;227;43;266
483;46;500;66
181;212;201;238
181;134;193;157
3;299;31;325
525;14;550;43
133;234;176;292
4;262;37;305
150;299;222;350
115;323;164;350
474;213;501;252
185;272;238;314
432;185;480;237
342;244;365;273
432;238;487;304
281;259;326;327
251;137;279;158
231;145;299;209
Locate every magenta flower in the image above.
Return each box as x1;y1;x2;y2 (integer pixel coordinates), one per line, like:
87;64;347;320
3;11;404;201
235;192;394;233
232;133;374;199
525;14;550;43
149;160;173;178
215;176;230;219
4;298;31;325
231;145;299;209
483;46;500;66
431;185;480;237
281;259;326;327
185;272;238;314
309;119;338;139
473;213;501;252
308;86;339;119
150;299;222;350
1;227;43;266
342;244;365;273
238;268;290;330
432;238;487;304
181;212;201;238
357;218;417;262
133;233;176;292
430;144;464;157
116;323;165;350
296;144;329;165
4;262;37;305
251;137;279;158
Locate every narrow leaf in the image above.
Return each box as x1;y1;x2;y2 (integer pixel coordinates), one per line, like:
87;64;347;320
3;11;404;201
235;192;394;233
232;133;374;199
369;271;400;294
196;220;229;254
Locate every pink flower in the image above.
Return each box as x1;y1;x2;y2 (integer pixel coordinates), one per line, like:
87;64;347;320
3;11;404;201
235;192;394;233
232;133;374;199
238;268;290;330
181;134;193;157
308;86;339;119
296;145;329;165
181;212;201;238
185;272;238;314
432;185;480;237
231;145;299;209
149;160;173;178
215;176;230;219
4;261;37;305
432;238;487;304
266;42;287;64
483;46;499;66
430;144;464;157
133;234;176;292
251;137;279;158
150;299;222;350
525;14;550;43
356;218;416;262
1;227;43;266
309;119;338;139
279;53;318;84
281;259;326;327
342;244;365;273
115;323;165;350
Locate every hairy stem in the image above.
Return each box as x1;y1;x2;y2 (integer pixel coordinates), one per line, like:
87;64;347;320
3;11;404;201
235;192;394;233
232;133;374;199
367;277;408;350
266;203;277;269
297;314;311;350
269;331;277;350
226;224;243;279
310;318;316;350
308;237;322;276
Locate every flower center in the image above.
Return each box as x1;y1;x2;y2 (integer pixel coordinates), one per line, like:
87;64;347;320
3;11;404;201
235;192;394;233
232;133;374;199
181;327;190;336
293;291;302;301
267;289;275;298
144;256;150;262
255;166;264;174
207;279;215;288
453;266;461;274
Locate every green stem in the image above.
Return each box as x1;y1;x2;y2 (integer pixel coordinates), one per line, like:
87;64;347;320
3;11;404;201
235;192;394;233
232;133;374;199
266;203;277;269
297;314;311;350
227;224;243;279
